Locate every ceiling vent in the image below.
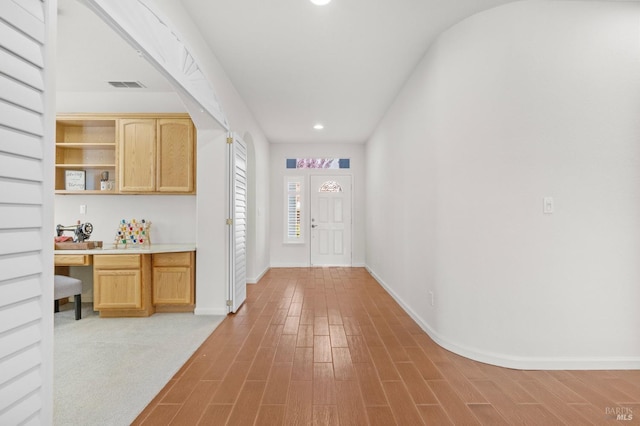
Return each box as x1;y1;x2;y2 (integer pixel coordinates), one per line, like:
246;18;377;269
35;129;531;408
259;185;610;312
107;81;146;88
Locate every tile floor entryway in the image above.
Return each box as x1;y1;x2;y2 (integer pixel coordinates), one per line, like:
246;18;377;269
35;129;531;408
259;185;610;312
134;268;640;425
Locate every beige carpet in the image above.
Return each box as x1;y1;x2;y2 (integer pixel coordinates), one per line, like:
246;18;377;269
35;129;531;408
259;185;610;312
54;303;224;426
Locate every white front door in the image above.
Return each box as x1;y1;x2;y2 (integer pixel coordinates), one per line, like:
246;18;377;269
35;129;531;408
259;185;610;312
310;175;352;266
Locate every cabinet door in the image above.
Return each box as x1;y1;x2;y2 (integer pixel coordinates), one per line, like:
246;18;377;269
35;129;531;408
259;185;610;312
94;269;142;309
156;119;194;193
153;266;192;305
118;119;156;192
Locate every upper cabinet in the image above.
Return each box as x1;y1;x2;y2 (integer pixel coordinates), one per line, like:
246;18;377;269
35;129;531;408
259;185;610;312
56;114;196;195
157;119;195;193
118;119;157;192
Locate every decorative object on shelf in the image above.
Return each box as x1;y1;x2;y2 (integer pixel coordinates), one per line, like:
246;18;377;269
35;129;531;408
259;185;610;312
65;170;86;190
99;171;114;191
114;218;151;248
56;220;93;242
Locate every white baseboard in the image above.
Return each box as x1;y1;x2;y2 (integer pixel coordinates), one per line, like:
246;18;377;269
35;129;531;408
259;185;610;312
247;266;270;284
194;307;228;316
270;262;310;268
365;265;640;370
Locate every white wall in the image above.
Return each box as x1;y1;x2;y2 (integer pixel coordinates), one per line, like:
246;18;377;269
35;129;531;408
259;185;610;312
366;0;640;369
270;143;366;267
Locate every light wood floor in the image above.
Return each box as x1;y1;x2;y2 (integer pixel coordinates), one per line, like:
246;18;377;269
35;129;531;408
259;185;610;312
134;268;639;425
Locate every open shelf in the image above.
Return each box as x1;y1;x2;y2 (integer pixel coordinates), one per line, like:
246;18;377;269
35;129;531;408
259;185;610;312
55;116;117;192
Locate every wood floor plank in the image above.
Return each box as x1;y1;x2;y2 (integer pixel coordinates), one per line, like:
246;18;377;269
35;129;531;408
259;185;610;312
346;335;372;363
314;335;333;363
528;371;589;404
395;362;439;404
209;361;252;404
332;347;356;380
434;361;488;404
168;381;220;426
335;380;369;426
312;405;339;426
136;404;180;425
283;315;301;335
329;324;348;348
255;405;285;426
328;307;343;325
314;316;330;336
274;334;297;363
382;381;426;425
284;381;313;426
417;404;455;425
366;406;397;426
247;346;277;381
262;362;292;405
353;362;388;406
515;379;597;425
261;324;284;348
368;346;400;381
202;343;243;381
427;380;481;425
291;347;314;381
225;381;266;426
405;346;443;380
313;363;337;405
197;404;233;425
296;324;314;347
300;309;314;325
342;316;362;335
471;379;564;425
466;404;510;425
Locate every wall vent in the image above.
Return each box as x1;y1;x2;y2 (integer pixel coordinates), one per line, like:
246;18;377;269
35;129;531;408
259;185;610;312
107;81;146;88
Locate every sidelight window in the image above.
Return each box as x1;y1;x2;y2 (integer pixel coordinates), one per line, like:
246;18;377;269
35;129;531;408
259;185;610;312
285;177;303;243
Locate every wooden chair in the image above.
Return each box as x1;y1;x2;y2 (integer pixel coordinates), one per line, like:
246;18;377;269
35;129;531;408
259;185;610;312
54;275;82;320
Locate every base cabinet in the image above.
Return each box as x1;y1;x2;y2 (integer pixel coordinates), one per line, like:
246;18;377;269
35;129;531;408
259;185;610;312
90;251;194;317
93;254;154;317
152;252;195;312
94;269;142;309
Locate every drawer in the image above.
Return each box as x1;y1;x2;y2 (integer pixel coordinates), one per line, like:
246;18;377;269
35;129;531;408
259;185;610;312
152;252;192;267
94;254;140;269
54;254;91;266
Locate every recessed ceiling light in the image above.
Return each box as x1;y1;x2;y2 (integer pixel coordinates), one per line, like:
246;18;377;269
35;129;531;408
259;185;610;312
313;124;325;130
310;0;331;5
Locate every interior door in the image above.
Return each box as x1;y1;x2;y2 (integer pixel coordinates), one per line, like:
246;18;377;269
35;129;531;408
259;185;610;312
310;175;352;266
228;133;248;313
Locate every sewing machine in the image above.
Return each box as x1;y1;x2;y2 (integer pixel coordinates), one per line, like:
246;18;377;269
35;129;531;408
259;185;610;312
56;221;94;243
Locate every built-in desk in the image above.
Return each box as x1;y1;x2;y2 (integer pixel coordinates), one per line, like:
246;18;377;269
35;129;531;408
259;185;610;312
54;244;195;317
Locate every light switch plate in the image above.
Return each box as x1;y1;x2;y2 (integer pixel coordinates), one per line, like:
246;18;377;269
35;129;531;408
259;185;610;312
543;197;554;214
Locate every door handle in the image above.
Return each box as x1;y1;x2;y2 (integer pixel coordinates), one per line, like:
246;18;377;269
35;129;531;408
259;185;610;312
311;224;318;228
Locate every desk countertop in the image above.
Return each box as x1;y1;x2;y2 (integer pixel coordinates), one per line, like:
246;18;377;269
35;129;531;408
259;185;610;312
54;243;196;255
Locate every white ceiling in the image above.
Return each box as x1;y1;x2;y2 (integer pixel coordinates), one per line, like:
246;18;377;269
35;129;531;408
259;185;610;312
57;0;515;143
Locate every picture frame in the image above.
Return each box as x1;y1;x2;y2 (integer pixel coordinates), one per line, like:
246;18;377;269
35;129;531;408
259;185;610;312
65;170;86;191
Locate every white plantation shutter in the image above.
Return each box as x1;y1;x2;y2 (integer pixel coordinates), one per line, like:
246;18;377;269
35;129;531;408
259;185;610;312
228;134;247;313
285;178;303;242
0;1;54;424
